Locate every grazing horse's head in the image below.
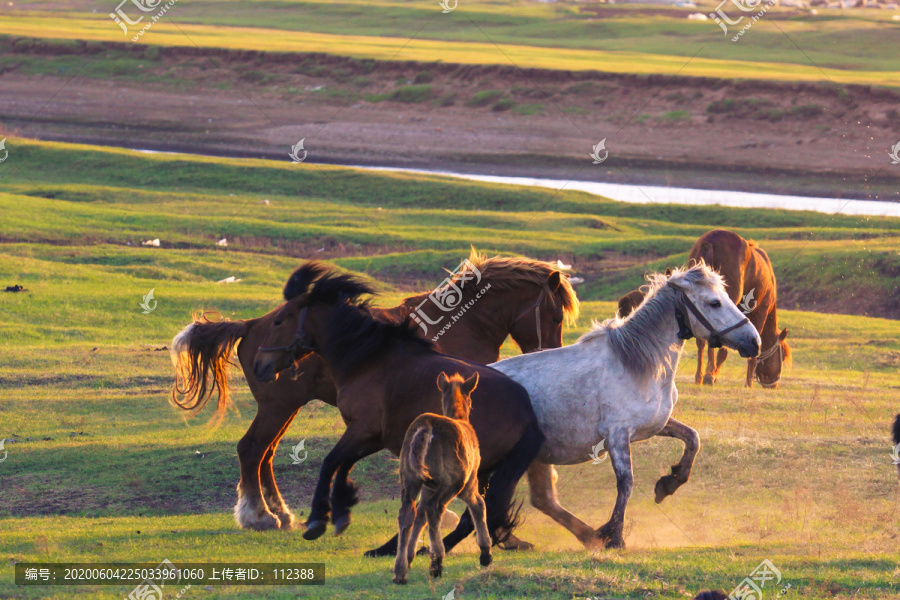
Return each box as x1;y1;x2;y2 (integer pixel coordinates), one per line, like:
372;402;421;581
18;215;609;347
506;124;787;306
253;262;374;382
666;263;761;358
755;328;791;388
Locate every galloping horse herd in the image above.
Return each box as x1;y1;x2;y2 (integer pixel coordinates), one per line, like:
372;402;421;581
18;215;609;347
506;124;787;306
171;228;795;583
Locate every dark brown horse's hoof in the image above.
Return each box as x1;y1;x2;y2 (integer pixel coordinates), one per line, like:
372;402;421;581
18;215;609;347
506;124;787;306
654;474;681;504
392;576;407;585
303;520;327;540
479;550;492;567
332;514;351;536
429;561;443;579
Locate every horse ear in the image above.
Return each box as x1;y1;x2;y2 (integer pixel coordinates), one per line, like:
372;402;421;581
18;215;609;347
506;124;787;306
665;268;672;276
779;328;788;341
547;271;562;291
436;372;450;391
462;372;479;396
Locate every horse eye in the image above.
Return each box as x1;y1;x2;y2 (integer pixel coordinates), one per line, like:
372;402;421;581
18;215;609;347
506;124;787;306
709;300;722;308
274;319;283;326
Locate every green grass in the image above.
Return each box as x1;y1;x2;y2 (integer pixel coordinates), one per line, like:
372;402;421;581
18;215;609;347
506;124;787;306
3;7;900;87
1;139;900;598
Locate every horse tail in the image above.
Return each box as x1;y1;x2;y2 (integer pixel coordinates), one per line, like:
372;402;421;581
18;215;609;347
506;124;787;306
170;314;252;421
893;414;900;446
481;420;544;545
406;424;433;480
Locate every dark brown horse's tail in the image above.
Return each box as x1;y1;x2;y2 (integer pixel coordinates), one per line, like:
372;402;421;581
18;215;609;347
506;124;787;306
170;314;252;421
406;424;433;481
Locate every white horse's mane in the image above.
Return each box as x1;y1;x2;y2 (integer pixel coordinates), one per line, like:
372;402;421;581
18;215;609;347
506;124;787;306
578;263;726;379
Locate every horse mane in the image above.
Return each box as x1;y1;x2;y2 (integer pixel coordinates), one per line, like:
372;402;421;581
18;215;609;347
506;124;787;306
457;248;580;323
284;262;433;374
579;263;725;379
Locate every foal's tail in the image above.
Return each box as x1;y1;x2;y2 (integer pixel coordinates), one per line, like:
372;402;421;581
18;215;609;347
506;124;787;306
170;314;253;421
406;424;434;480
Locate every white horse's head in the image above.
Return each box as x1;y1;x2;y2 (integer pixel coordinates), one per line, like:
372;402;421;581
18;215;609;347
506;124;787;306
664;263;761;358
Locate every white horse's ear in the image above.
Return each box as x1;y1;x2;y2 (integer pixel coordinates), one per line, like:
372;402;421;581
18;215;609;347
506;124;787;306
462;372;479;396
436;372;450;391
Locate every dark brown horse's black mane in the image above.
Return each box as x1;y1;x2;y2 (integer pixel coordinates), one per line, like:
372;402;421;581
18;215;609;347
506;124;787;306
284;262;433;374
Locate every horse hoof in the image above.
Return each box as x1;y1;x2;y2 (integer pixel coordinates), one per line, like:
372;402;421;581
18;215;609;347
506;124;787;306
654;474;681;504
275;512;296;530
702;375;715;386
332;515;351;536
247;512;280;531
392;576;407;585
605;537;625;549
596;523;625;549
430;564;443;579
498;539;534;551
303;520;328;541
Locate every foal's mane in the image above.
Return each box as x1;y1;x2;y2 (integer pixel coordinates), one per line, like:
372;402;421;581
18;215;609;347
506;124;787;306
284;262;433;374
452;248;580;322
580;263;725;379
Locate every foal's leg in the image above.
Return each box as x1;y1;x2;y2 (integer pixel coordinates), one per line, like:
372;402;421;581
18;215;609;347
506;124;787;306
235;416;280;531
407;489;431;566
304;429;382;541
526;462;601;549
653;418;701;504
460;478;493;567
425;498;448;579
393;483;422;585
695;338;706;385
595;431;633;549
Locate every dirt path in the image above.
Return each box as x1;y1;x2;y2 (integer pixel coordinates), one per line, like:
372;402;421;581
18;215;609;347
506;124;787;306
1;41;899;200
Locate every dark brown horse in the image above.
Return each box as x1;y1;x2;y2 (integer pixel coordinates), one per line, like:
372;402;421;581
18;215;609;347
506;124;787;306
251;263;545;556
618;269;671;318
689;230;791;388
170;250;577;535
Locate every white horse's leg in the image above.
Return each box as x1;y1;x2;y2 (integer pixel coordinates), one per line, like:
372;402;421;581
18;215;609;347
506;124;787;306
527;462;603;549
653;418;700;504
595;431;632;549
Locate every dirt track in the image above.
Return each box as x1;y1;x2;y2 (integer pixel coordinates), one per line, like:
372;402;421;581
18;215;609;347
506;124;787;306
2;40;899;200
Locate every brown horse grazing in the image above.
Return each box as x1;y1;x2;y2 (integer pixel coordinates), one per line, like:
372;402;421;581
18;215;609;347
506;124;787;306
251;262;545;556
689;230;791;388
393;373;490;584
170;250;577;536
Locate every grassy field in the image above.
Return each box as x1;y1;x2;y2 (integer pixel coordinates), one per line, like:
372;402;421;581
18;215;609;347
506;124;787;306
2;1;900;87
1;140;899;599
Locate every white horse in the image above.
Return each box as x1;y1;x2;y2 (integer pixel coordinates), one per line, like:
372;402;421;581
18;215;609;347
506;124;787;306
492;263;761;549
